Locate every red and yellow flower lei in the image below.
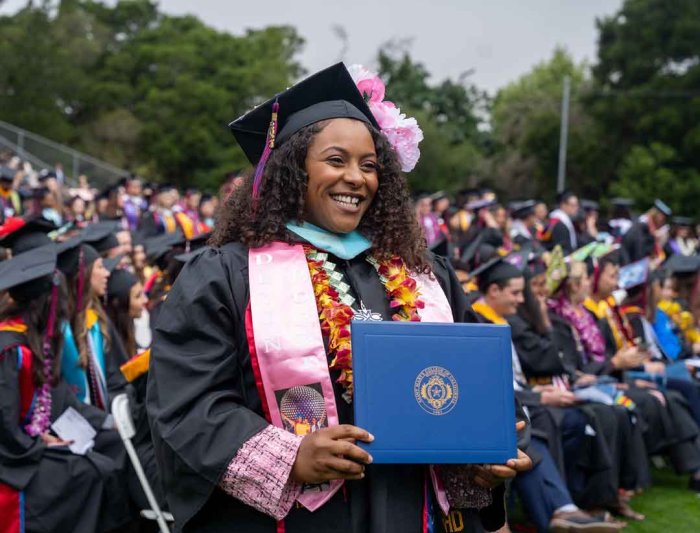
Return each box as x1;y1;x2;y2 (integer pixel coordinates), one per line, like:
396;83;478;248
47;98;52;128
304;247;424;400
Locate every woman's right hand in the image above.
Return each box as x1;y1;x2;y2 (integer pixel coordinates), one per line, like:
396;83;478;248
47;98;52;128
291;425;374;484
611;346;645;369
540;389;577;407
40;433;73;447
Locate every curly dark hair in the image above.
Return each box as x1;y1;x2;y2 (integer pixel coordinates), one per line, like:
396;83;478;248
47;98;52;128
211;120;431;272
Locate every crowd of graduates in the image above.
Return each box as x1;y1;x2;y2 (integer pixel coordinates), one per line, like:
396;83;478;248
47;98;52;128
0;155;241;533
2;144;700;532
418;187;700;530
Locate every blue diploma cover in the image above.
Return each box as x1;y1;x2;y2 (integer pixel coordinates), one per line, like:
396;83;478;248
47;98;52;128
352;321;517;464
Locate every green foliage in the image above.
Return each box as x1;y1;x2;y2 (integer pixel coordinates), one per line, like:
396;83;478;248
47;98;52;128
592;0;700;209
376;47;487;192
610;143;700;215
0;0;304;189
488;48;608;201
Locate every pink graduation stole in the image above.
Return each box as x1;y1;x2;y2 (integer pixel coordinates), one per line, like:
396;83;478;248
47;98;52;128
248;242;453;513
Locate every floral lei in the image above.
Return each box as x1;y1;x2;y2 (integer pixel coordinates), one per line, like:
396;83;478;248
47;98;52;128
303;245;424;401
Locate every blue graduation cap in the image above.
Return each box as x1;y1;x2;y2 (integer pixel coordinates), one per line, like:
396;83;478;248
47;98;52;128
618;257;650;290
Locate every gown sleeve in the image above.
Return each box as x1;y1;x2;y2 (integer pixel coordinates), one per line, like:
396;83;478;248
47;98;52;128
509;314;566;378
146;247;270;524
0;347;45;490
218;425;302;520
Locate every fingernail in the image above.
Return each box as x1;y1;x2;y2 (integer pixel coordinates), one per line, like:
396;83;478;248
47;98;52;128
368;433;375;442
368;454;374;463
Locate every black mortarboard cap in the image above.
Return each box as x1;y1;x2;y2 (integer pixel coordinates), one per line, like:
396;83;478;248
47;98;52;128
22;186;50;200
654;199;672;217
229;63;379;166
0;244;57;302
470;257;523;289
664;254;700;275
37;169;57;182
581;199;599;212
430;191;448;202
107;268;139;303
82;223;120;254
56;238;100;278
103;254;125;273
0;216;56;255
144;231;185;264
0;166;15;182
671;216;693;226
611;197;635;208
509;200;536;219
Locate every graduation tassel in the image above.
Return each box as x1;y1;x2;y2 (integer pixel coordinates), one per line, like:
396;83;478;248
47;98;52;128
76;247;86;312
252;101;280;201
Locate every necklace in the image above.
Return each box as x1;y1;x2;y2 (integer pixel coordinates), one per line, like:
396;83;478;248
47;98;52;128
303;246;424;402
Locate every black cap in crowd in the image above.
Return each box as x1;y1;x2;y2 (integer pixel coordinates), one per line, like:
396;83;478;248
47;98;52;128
509;200;536;220
0;244;57;302
0;166;15;182
0;216;56;255
107;268;139;304
56;237;101;278
654;199;672;217
671;216;693;226
581;199;599;212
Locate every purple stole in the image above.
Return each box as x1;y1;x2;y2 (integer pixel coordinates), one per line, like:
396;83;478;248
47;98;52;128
248;242;453;514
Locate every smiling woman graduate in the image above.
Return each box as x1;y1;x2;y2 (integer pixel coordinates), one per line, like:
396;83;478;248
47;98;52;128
147;63;530;533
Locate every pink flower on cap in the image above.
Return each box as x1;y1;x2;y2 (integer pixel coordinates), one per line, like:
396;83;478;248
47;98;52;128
348;64;423;172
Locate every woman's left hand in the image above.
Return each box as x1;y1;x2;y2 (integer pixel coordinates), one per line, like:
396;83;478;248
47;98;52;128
472;420;532;489
472;449;532;489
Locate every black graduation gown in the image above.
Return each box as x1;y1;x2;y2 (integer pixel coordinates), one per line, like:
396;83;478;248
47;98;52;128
0;330;132;533
507;314;566;379
581;308;700;473
547;221;575;255
547;312;651;493
147;243;509;533
621;222;655;263
506;314;627;507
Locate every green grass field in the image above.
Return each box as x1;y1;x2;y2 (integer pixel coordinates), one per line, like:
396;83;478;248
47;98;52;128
623;468;699;532
510;467;700;531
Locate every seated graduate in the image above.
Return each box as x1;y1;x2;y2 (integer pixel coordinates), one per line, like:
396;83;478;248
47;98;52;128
105;268;149;361
146;63;531;533
469;256;620;531
57;236;128;409
0;246;131;533
584;250;700;493
540;251;649;518
106;266;167;510
617;265;700;429
658;254;700;352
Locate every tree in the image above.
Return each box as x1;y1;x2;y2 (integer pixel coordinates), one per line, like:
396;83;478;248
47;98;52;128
592;0;700;209
376;46;488;192
610;143;700;215
488;48;608;201
0;0;305;189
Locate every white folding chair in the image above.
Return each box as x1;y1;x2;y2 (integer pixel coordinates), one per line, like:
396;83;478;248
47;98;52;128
111;393;174;533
